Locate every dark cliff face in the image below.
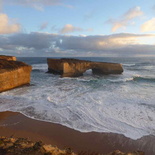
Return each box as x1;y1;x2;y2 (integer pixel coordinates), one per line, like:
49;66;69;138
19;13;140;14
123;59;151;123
47;58;123;77
0;56;32;93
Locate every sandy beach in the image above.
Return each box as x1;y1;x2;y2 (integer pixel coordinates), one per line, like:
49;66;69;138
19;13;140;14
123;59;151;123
0;111;154;155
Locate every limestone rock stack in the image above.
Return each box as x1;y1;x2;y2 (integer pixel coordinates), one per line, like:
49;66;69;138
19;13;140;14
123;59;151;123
0;55;32;92
47;58;123;77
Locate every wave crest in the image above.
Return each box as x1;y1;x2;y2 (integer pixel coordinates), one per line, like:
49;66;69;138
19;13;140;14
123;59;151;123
133;76;155;83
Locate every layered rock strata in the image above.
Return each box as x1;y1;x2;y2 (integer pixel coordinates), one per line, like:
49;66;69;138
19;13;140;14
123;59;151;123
0;57;32;92
47;58;123;77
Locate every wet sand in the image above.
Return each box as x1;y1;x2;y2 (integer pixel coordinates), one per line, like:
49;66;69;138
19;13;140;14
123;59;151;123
0;111;154;155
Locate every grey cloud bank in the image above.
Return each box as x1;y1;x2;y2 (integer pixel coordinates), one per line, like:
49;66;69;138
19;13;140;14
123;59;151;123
0;32;155;57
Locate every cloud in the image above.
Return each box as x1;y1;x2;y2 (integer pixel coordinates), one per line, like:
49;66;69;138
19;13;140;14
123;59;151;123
59;24;93;34
57;33;155;53
59;24;83;34
0;32;155;57
141;18;155;32
123;7;143;19
107;7;143;32
39;22;48;30
0;13;20;34
4;0;73;11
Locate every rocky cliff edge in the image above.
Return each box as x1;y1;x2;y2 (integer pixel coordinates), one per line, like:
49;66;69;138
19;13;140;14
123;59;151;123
0;56;32;92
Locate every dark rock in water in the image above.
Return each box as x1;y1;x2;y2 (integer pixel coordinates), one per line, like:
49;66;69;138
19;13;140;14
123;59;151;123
0;56;32;93
47;58;123;77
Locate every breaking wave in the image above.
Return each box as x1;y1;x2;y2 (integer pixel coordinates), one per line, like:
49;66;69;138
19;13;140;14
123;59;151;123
133;76;155;83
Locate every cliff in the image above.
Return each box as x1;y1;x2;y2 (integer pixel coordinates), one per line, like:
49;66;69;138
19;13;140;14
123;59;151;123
47;58;123;77
0;55;16;61
0;57;32;93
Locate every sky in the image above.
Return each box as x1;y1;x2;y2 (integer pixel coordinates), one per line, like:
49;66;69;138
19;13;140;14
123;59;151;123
0;0;155;57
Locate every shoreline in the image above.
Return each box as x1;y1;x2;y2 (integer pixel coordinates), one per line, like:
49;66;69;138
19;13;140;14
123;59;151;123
0;111;154;155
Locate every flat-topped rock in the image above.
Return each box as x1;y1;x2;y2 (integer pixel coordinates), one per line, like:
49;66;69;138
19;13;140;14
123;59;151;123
0;58;32;93
0;55;16;61
47;58;123;77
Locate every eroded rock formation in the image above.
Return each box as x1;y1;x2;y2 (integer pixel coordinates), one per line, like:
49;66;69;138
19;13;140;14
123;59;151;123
0;56;32;92
47;58;123;77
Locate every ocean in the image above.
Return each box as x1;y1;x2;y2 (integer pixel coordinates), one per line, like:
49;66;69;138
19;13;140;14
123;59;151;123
0;57;155;140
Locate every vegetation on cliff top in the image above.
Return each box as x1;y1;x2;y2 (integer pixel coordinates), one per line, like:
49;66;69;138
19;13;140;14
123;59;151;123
0;59;29;70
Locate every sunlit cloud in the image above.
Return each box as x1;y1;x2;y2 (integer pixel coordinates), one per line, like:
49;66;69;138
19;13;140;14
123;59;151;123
0;13;20;34
4;0;73;11
60;24;83;34
123;7;143;19
59;24;93;34
107;7;143;32
141;18;155;32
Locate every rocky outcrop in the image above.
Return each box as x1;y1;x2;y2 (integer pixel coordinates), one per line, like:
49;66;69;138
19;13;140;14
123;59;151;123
47;58;123;77
106;150;144;155
0;137;144;155
0;56;32;93
0;55;16;61
0;137;76;155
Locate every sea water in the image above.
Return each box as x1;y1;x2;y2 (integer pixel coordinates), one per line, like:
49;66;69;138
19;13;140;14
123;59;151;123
0;57;155;140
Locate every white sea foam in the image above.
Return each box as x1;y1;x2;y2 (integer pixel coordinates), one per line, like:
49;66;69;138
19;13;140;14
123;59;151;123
122;63;136;67
32;63;48;72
